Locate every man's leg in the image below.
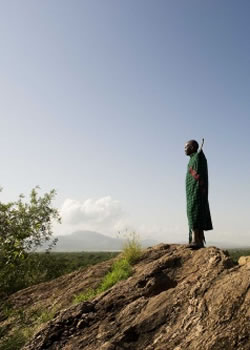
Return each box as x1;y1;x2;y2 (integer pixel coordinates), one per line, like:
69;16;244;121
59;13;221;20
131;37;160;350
188;229;204;249
197;230;205;247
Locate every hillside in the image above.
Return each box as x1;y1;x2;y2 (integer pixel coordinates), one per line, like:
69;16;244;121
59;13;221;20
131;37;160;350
52;231;123;251
2;244;250;350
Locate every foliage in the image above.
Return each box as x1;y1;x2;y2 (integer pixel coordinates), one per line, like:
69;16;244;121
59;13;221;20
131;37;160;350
73;232;142;304
73;288;97;304
3;251;119;297
0;305;57;350
98;258;132;292
36;309;56;324
38;251;119;278
121;231;142;264
227;248;250;264
0;329;27;350
0;230;142;349
0;187;61;296
72;258;132;304
72;259;132;304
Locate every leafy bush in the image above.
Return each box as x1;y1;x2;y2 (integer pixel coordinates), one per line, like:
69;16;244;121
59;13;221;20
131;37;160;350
0;187;61;297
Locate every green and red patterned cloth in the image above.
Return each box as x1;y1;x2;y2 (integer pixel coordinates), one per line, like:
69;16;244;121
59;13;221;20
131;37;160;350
186;150;213;241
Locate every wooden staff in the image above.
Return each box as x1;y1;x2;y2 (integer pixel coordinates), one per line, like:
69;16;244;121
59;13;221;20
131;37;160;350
198;138;204;153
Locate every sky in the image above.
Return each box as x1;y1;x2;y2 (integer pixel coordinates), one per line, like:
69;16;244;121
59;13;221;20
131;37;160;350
0;0;250;247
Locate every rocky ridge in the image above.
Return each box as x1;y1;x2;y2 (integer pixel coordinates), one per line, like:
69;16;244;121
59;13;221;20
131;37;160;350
21;244;250;350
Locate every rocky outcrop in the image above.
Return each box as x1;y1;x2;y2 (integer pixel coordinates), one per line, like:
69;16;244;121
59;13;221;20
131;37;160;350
23;244;250;350
239;255;250;266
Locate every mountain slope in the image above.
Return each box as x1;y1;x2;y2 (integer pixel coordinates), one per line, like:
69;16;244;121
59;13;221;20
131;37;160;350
49;231;157;251
53;231;123;251
21;244;250;350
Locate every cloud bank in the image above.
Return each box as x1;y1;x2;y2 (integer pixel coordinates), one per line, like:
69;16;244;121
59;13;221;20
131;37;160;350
58;196;125;235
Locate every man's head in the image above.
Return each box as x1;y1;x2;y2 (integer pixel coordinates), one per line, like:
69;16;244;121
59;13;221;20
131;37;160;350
185;140;199;156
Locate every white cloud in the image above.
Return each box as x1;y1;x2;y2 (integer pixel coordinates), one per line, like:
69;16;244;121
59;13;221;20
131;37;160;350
58;196;124;235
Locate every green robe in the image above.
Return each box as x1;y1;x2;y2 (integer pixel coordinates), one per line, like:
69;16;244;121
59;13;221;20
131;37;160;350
186;150;213;240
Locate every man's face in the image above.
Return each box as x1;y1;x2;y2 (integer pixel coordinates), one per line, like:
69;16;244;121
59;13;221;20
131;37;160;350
184;142;194;156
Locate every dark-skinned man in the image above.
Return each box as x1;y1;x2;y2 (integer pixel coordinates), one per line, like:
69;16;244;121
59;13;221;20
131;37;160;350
185;139;213;249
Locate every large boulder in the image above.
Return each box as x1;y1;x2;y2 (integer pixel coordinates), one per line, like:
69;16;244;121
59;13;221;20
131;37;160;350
23;244;250;350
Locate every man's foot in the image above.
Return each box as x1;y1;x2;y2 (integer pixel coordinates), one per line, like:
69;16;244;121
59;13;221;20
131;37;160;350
187;243;203;250
187;230;205;250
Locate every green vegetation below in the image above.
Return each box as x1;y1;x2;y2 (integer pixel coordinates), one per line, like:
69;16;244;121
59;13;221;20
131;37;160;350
0;233;142;350
0;307;57;350
227;248;250;264
0;251;119;297
0;252;120;350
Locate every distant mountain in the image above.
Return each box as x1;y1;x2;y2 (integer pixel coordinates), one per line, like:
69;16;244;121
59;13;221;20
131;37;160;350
44;231;158;252
40;232;248;252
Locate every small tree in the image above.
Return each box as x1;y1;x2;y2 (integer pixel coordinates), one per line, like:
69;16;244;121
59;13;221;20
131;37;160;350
0;187;61;296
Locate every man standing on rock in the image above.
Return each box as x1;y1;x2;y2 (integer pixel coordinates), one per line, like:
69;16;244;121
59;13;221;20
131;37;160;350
185;139;213;249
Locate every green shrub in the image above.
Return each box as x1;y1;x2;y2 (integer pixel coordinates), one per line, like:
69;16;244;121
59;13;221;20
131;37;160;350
122;231;142;264
0;187;61;297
